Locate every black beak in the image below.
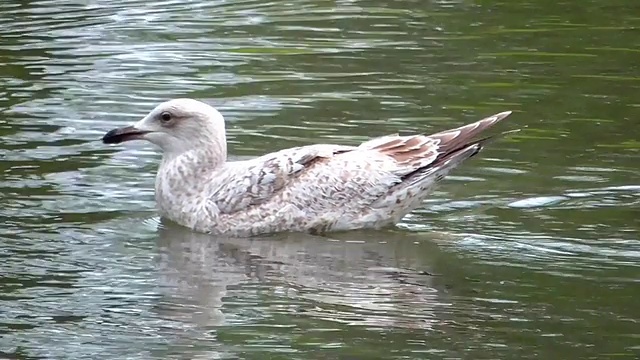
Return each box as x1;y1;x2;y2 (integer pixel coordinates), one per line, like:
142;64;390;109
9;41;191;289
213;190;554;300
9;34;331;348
102;126;150;144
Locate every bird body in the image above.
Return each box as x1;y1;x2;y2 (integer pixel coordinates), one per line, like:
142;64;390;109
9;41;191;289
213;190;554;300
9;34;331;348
102;98;514;237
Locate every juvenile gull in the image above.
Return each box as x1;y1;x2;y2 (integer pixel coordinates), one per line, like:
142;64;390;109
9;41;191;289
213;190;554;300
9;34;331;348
102;98;514;237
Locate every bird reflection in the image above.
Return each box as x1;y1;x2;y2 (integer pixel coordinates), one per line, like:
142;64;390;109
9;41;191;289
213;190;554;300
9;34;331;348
150;219;450;332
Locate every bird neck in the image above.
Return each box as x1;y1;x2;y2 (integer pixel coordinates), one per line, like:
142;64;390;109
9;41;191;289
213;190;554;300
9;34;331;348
154;146;225;227
158;146;225;186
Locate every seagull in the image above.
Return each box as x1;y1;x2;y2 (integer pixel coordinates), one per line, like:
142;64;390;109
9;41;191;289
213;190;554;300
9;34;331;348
102;98;515;237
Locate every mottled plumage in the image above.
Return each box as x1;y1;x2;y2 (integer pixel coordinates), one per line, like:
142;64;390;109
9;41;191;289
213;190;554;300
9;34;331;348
102;98;514;237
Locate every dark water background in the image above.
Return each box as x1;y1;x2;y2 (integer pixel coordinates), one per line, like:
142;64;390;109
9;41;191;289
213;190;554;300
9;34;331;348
1;0;638;359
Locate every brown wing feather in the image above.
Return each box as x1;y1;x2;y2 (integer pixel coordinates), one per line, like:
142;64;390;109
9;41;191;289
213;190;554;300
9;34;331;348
429;111;513;157
363;110;513;169
370;135;439;168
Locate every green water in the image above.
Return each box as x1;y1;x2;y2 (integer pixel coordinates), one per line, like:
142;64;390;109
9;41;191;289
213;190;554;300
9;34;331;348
1;0;638;359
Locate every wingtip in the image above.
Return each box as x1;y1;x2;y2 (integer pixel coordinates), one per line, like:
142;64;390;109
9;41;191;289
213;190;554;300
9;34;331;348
495;110;513;121
478;110;513;127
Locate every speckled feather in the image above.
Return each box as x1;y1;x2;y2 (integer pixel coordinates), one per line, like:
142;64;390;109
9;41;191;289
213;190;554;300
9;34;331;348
105;98;513;237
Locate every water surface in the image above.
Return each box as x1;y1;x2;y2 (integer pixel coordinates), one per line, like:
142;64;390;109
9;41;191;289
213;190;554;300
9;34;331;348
1;0;639;359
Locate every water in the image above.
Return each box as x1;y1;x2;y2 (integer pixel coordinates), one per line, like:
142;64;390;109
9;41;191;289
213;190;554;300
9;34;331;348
1;0;638;358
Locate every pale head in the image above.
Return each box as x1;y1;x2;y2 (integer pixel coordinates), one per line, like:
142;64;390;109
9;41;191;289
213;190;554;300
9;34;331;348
102;98;227;159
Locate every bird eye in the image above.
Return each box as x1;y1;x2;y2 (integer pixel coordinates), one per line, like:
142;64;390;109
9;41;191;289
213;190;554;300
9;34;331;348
160;112;172;122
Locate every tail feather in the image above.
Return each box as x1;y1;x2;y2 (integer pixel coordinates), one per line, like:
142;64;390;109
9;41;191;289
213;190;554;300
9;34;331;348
428;111;513;157
386;110;515;180
361;111;514;174
403;127;520;183
368;111;517;220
